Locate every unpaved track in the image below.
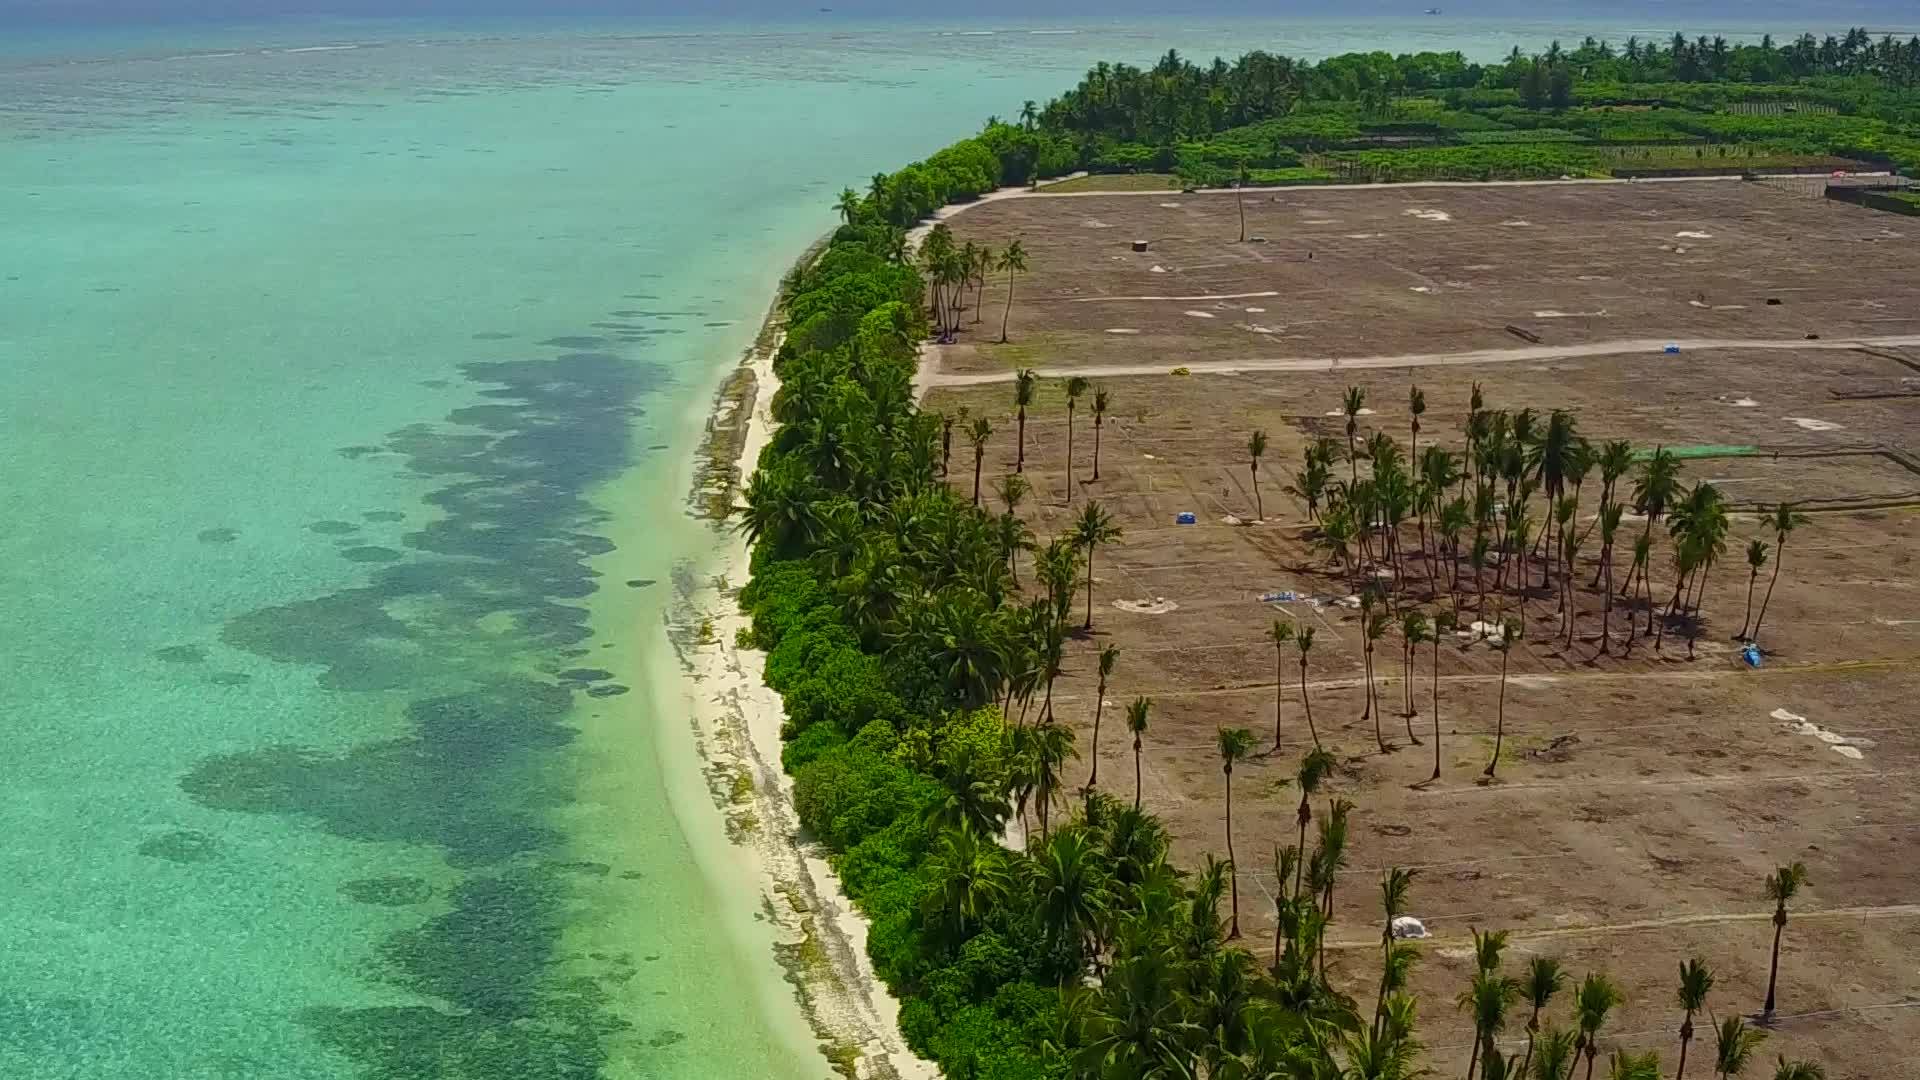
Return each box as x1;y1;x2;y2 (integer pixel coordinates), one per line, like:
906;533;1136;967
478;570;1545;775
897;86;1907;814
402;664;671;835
918;334;1920;393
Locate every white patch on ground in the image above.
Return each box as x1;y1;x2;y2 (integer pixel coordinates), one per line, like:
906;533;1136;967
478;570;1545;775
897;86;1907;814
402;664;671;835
1689;300;1711;308
1246;325;1276;334
1324;408;1377;416
1717;395;1759;407
1410;286;1434;294
1500;219;1532;227
1149;265;1168;273
1785;416;1843;431
1104;328;1141;335
1404;208;1452;222
1676;230;1713;239
1714;304;1747;311
1774;709;1875;760
1345;232;1386;239
1141;453;1156;460
1082;218;1114;229
1468;620;1509;643
1245;306;1266;313
1465;263;1497;271
1115;598;1179;615
1184;310;1216;319
1533;310;1607;318
1158;202;1182;208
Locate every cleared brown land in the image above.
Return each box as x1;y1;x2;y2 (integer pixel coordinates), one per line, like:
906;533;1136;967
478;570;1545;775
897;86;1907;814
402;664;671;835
931;179;1920;379
925;182;1920;1079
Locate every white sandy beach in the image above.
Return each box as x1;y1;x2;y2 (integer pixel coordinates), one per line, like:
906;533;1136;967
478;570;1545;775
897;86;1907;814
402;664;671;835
673;331;938;1080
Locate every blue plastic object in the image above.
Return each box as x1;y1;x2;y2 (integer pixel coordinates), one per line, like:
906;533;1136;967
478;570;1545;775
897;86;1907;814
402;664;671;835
1742;643;1762;668
1176;512;1197;525
1664;343;1681;354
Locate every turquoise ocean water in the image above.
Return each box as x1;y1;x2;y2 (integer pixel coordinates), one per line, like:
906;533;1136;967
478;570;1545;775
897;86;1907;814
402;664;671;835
0;13;1891;1079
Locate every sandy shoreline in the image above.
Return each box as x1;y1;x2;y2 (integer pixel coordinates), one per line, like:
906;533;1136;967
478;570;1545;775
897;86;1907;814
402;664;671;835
669;249;937;1080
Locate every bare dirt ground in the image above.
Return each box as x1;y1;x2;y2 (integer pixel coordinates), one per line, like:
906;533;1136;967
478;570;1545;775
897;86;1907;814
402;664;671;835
931;179;1920;380
923;182;1920;1079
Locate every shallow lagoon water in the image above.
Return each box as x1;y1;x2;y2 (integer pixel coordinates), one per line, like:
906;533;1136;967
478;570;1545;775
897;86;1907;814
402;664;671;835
0;12;1876;1078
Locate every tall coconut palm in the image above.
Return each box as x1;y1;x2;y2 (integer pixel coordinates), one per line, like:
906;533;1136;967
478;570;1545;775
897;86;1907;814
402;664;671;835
1296;627;1322;750
1460;967;1521;1080
1429;610;1455;782
922;823;1012;944
1485;617;1523;780
1399;610;1428;745
1292;747;1335;901
1064;376;1090;503
1088;644;1119;792
1588;440;1636;584
1771;1058;1823;1080
1573;972;1624;1080
1710;1016;1765;1078
996;471;1030;516
1531;1025;1580;1080
1072;500;1122;631
1674;957;1714;1080
1235;159;1251;242
1090;388;1110;482
1629;445;1684;592
1595;502;1624;655
1762;862;1809;1021
1216;726;1257;937
997;239;1028;344
1736;538;1770;640
1362;598;1391;753
967;417;993;505
1343;386;1367;486
1125;696;1152;811
1248;429;1269;521
1749;503;1807;648
1519;956;1568;1078
1625;532;1654;646
1606;1052;1662;1080
1372;866;1419;1034
1012;368;1038;473
1409;384;1427;476
834;186;863;225
1031;721;1078;839
1266;618;1295;754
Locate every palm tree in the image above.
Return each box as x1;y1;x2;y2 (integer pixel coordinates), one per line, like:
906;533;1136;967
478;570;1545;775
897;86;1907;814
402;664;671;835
1625;531;1654;645
1363;601;1391;753
1235;159;1251;242
1674;958;1714;1080
1771;1058;1822;1080
1343;386;1367;486
1429;610;1455;782
1266;619;1295;753
1762;862;1809;1021
1606;1052;1662;1080
1031;721;1078;839
1749;503;1807;648
1013;368;1037;473
1064;376;1090;503
1519;957;1568;1078
1460;967;1521;1080
1711;1016;1766;1078
1125;696;1152;811
1485;617;1522;780
1409;384;1426;477
1573;972;1624;1080
966;417;993;505
1216;726;1257;937
1629;445;1683;594
1292;747;1335;901
1248;429;1269;521
1736;538;1769;640
1034;826;1108;965
1399;610;1429;745
997;239;1028;344
996;471;1031;516
1595;501;1624;655
1090;388;1110;482
922;824;1011;944
1088;644;1119;792
1373;866;1418;1034
1072;500;1122;631
835;186;862;225
1531;1025;1580;1080
1297;627;1321;749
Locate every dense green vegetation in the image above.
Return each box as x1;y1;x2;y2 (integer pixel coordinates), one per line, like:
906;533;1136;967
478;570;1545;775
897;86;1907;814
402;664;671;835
761;31;1869;1080
845;29;1918;217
